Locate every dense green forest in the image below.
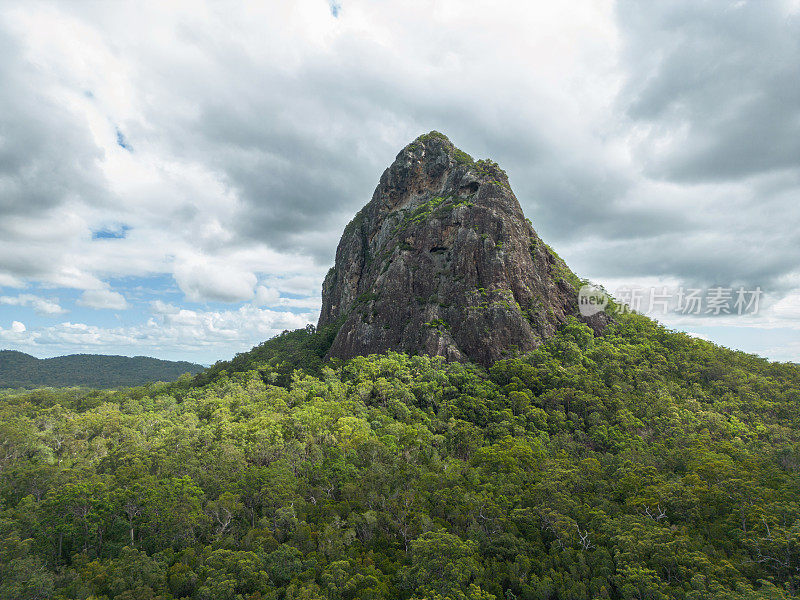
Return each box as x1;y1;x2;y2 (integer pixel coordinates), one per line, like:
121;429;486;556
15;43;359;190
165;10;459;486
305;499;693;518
0;350;203;388
2;314;800;599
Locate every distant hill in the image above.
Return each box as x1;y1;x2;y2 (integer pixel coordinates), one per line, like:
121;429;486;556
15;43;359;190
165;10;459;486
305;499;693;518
0;350;203;388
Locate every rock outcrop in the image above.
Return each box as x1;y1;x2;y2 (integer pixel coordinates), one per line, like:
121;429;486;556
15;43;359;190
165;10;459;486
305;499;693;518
318;131;608;366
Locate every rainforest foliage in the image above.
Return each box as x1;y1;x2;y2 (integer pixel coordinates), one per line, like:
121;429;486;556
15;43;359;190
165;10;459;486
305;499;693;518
2;314;800;599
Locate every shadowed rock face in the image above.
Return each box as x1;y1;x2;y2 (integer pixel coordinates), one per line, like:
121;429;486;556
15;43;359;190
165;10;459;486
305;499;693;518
318;131;609;366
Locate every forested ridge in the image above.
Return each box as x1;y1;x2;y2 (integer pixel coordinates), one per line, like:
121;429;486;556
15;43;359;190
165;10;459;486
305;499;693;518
0;350;203;389
2;314;800;599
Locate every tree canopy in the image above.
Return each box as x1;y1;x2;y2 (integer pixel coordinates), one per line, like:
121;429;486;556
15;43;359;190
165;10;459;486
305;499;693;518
2;313;800;599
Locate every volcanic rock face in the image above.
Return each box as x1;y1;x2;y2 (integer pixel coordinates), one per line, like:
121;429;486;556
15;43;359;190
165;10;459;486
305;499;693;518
318;132;608;366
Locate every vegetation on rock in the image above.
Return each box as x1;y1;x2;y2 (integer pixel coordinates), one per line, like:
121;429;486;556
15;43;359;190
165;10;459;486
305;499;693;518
319;132;610;366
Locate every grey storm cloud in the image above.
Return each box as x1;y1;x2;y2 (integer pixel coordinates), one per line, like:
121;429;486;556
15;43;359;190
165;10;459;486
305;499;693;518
0;29;104;221
618;0;800;182
1;0;800;310
118;48;402;262
542;0;800;296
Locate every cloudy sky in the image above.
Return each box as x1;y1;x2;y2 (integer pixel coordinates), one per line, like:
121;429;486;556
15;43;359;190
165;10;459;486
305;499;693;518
1;0;799;365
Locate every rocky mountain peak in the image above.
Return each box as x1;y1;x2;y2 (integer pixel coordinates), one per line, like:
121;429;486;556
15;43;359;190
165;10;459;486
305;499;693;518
318;131;608;366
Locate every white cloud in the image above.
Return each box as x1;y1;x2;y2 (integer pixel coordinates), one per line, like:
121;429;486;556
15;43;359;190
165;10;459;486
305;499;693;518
0;0;798;362
0;320;29;342
0;302;314;362
77;288;128;310
0;273;24;288
0;293;66;315
173;256;257;303
253;284;322;311
150;302;311;341
276;296;323;311
260;274;325;298
254;285;280;306
0;1;621;299
771;291;800;321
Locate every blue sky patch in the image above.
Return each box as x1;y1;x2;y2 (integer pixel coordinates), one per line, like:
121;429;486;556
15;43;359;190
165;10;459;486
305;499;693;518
92;225;131;240
116;128;132;151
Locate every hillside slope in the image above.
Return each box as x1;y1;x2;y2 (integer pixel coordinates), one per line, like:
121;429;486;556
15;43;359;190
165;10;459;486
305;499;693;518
2;315;800;599
0;350;203;388
2;133;799;599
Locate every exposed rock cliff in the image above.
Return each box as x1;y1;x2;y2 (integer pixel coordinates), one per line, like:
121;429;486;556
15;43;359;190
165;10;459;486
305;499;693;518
318;131;608;366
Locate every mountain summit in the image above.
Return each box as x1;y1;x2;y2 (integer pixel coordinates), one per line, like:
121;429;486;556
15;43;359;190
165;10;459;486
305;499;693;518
318;131;609;366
